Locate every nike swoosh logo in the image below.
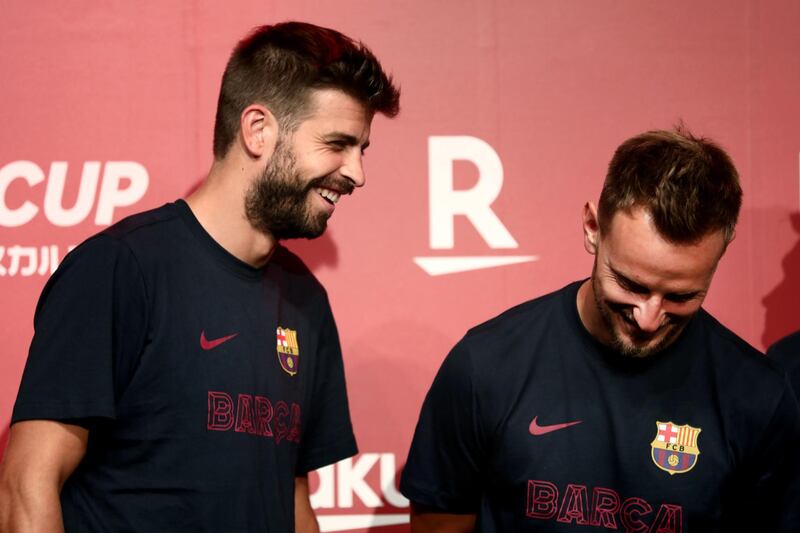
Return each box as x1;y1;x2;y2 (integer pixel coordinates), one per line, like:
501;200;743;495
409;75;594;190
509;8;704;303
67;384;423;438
200;331;238;350
529;416;582;436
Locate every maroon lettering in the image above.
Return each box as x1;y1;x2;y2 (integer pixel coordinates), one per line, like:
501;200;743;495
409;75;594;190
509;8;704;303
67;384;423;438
527;480;559;519
526;478;682;531
206;390;301;445
557;484;589;525
590;486;620;528
207;391;234;431
649;504;682;533
255;396;273;437
621;497;652;533
235;394;257;434
288;402;301;443
274;400;290;444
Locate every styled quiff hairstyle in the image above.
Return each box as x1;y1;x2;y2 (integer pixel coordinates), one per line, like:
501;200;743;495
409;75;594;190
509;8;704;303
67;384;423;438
213;21;400;159
597;126;742;244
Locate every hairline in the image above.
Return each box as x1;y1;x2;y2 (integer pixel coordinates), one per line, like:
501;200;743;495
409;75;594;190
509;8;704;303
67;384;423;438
598;204;736;246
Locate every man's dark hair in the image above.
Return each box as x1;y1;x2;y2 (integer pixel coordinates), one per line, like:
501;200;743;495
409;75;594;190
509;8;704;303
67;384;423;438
597;126;742;244
213;21;400;159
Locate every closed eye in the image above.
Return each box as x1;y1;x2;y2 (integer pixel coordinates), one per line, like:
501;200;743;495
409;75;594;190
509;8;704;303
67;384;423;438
664;292;699;304
323;133;369;155
611;267;700;303
611;270;649;295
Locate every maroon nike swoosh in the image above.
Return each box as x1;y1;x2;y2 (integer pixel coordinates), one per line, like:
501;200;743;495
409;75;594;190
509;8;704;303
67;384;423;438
200;331;238;350
529;416;582;436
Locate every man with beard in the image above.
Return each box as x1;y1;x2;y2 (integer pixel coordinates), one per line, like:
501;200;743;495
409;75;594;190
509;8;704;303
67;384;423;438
0;22;399;532
400;128;800;531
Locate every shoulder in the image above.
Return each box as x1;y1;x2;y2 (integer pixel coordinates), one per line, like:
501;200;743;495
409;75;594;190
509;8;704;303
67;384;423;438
461;283;575;350
768;331;800;360
696;311;794;419
43;204;180;298
52;203;178;275
767;331;800;390
696;310;786;378
443;283;578;383
100;202;183;245
60;203;180;261
696;310;775;370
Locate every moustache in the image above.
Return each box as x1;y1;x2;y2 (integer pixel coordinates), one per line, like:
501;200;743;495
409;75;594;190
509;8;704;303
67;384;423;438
306;175;355;196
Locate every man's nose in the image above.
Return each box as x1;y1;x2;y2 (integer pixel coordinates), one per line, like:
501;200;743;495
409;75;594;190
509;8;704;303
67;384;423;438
632;296;664;333
341;150;365;188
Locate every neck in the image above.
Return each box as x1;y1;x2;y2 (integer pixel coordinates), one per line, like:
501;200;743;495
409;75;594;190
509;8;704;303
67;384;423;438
186;159;276;268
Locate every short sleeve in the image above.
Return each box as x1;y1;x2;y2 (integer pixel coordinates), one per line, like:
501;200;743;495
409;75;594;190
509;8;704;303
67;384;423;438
400;339;487;513
295;299;357;473
12;234;148;425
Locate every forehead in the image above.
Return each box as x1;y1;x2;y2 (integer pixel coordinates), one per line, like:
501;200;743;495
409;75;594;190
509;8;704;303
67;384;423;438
601;207;726;286
295;88;372;140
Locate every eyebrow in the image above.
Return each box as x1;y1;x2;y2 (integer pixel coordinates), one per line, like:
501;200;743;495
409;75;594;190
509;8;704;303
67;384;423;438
324;132;370;151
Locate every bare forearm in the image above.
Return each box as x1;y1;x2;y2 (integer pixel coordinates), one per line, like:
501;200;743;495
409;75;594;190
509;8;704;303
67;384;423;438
410;503;476;533
294;475;320;533
294;507;320;533
0;476;65;533
0;421;87;533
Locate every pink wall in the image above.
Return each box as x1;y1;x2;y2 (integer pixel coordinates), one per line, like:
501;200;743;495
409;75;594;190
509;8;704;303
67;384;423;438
2;2;799;531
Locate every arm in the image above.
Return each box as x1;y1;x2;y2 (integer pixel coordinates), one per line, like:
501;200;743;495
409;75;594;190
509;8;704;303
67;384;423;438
410;503;476;533
0;420;88;533
400;342;486;529
293;297;355;533
294;475;319;533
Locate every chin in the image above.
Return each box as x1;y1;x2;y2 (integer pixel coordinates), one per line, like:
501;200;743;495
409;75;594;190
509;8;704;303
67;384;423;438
305;215;329;238
613;337;665;358
612;324;682;359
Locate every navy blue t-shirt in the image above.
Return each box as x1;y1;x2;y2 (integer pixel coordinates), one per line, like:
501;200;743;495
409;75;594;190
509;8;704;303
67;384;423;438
401;281;800;532
768;331;800;394
13;200;357;532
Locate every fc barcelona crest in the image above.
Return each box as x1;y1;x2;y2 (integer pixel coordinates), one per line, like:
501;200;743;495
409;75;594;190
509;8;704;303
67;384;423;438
276;326;300;376
650;421;701;475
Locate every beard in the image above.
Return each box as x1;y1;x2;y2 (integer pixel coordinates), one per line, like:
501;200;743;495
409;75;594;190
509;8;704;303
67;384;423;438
244;138;352;240
591;262;690;358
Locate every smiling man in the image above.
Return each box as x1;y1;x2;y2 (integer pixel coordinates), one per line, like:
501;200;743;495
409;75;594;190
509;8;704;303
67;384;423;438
0;22;399;532
401;127;800;531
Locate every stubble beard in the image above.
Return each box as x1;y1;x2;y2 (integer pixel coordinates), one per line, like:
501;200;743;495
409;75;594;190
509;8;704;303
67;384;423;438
244;138;329;240
590;263;687;359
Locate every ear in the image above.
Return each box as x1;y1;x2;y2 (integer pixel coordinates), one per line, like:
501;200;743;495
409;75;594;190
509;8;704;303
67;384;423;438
582;202;600;255
239;104;279;159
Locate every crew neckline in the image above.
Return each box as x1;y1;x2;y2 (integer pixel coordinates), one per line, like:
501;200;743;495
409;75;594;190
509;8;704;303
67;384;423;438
171;199;268;281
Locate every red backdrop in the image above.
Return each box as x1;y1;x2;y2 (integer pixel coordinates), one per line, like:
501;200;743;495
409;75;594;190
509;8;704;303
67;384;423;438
2;2;799;531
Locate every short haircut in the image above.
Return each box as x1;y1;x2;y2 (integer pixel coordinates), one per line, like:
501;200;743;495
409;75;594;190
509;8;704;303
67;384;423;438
598;126;742;244
213;21;400;159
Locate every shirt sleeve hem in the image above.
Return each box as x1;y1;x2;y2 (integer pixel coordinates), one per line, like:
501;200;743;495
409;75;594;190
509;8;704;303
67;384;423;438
11;401;115;424
296;436;358;474
399;477;478;513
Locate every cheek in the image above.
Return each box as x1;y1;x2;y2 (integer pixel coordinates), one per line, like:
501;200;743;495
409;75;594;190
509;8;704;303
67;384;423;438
598;282;637;308
300;152;341;177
